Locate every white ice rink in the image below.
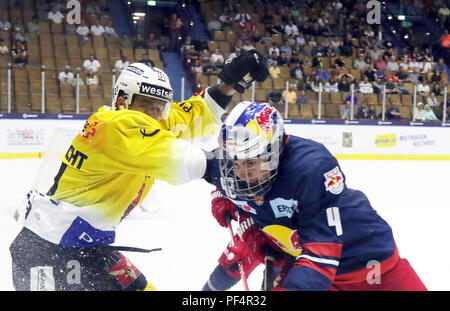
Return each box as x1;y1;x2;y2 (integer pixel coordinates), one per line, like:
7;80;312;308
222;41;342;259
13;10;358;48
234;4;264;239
0;158;449;291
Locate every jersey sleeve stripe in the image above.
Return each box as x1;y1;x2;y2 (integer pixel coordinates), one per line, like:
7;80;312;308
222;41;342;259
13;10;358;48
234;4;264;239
295;258;337;281
303;242;342;259
297;254;339;267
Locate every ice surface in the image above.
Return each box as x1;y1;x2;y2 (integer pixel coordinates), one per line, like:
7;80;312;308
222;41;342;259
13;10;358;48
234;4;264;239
1;158;449;291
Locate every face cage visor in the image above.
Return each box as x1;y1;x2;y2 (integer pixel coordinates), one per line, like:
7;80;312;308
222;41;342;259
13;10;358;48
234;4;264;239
219;148;280;201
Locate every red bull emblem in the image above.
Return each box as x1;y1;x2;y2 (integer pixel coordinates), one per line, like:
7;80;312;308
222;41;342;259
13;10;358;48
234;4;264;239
324;166;344;194
109;254;141;289
289;230;302;251
255;106;275;135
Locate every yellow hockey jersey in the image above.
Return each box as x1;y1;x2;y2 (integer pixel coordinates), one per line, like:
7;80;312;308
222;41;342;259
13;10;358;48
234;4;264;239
24;91;224;247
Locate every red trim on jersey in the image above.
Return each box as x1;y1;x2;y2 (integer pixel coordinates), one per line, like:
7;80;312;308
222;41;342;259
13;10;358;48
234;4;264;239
295;258;337;281
334;246;400;284
303;242;342;259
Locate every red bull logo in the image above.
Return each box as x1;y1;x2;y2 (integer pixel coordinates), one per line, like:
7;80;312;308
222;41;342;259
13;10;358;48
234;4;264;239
324;166;344;194
255;106;275;135
289;230;301;251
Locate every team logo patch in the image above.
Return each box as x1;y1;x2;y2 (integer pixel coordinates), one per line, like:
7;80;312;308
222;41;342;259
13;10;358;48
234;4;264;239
109;254;141;289
269;198;298;218
230;199;257;215
262;225;302;257
324;166;344;194
255;106;275;135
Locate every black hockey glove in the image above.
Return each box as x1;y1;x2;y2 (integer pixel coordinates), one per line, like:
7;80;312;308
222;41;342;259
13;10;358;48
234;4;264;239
218;49;269;94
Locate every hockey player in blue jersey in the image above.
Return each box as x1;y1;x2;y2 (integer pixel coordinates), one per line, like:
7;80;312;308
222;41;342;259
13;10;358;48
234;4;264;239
202;101;427;291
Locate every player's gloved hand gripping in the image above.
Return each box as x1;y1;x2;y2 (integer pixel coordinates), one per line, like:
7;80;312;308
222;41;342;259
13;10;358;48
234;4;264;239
219;216;274;279
218;49;269;94
211;189;238;227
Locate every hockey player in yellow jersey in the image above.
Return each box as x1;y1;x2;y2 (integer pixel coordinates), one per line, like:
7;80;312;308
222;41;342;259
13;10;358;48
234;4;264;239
9;50;269;291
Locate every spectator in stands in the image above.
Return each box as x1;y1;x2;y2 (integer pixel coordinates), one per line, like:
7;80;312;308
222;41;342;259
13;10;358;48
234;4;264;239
218;8;233;31
359;77;374;94
282;83;298;106
340;99;352;120
115;55;129;73
191;59;203;74
386;56;399;72
364;65;377;82
324;78;339;93
210;48;224;68
104;21;117;37
372;77;384;94
438;4;449;28
285;19;299;37
86;1;102;15
86;69;99;86
433;57;448;73
430;82;442;96
0;14;11;31
169;14;183;52
280;40;292;56
394;80;409;94
414;102;426;121
26;16;39;34
0;39;8;55
91;20;105;37
47;5;64;24
386;100;401;121
290;62;303;80
58;65;74;85
268;43;280;57
223;47;238;62
306;74;323;93
269;60;281;79
423;104;438;121
315;68;329;81
207;13;221;34
354;54;368;70
133;34;148;51
76;20;91;44
268;21;284;36
276;52;289;67
397;66;410;82
426;92;440;108
11;39;27;68
296;90;308;107
417;80;430;95
338;74;351;92
375;67;387;82
358;102;377;120
267;88;283;106
408;57;423;72
375;55;387;71
296;32;306;46
147;33;160;50
139;53;155;68
83;54;101;73
333;55;346;69
234;11;251;24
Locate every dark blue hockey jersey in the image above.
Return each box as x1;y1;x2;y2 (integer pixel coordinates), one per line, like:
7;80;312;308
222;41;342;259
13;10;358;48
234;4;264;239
204;135;399;290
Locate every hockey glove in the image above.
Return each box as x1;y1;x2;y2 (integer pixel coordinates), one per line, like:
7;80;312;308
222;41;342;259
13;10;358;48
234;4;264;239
219;217;272;279
211;189;238;227
218;49;269;94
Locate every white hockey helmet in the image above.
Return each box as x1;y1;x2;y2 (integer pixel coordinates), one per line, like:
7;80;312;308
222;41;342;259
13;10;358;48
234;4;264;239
112;62;173;119
218;101;285;200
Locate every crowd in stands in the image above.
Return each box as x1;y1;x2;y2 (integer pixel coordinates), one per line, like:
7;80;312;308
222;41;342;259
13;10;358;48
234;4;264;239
177;0;449;121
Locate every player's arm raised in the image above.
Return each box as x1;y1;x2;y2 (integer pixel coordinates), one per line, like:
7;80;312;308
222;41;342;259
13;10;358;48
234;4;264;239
162;50;269;140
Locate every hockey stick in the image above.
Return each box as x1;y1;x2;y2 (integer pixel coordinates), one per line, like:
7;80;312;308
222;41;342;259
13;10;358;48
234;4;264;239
226;215;250;291
105;246;162;253
263;256;275;291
